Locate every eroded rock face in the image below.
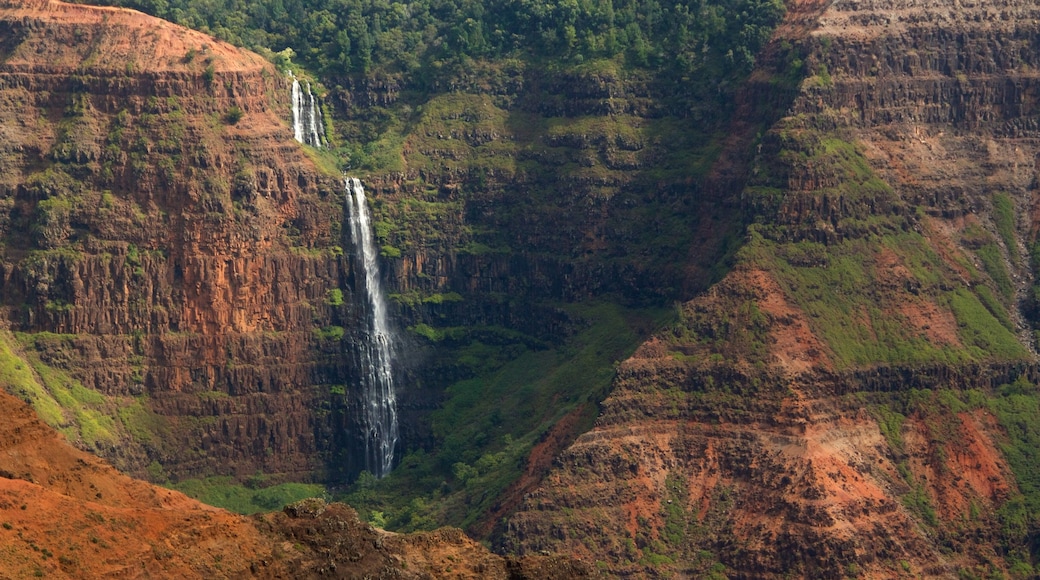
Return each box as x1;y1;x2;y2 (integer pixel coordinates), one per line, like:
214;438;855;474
0;0;357;481
504;0;1040;576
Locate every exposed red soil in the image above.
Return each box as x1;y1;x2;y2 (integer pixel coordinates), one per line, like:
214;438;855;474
903;411;1014;521
744;268;833;374
0;389;279;578
897;298;963;347
0;387;594;578
874;246;963;346
0;0;264;73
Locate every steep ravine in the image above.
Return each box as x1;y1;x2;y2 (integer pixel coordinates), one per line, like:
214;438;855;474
503;0;1040;577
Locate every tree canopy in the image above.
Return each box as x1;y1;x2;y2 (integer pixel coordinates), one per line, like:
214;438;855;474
92;0;785;84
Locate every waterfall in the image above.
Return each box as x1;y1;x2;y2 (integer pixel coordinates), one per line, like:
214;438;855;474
289;72;325;148
345;177;399;478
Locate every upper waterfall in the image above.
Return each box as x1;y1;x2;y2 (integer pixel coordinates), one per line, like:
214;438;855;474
290;72;326;148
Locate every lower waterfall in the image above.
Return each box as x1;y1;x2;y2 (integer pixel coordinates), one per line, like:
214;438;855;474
345;177;399;478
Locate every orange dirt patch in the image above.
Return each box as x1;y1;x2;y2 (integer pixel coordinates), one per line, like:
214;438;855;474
0;391;277;578
0;389;592;579
897;298;963;347
874;246;915;283
902;411;1013;521
743;269;832;374
921;215;974;282
0;0;265;73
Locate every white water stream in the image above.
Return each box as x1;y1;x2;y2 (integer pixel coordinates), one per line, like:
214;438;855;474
345;177;399;477
290;72;326;147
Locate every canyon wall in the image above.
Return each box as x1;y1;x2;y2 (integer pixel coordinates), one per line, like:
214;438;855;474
9;0;1040;576
503;0;1040;577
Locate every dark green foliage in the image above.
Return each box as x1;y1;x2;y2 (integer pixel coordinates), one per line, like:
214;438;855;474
223;106;244;125
92;0;785;102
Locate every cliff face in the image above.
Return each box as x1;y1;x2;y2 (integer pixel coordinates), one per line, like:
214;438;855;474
503;0;1040;576
0;0;356;481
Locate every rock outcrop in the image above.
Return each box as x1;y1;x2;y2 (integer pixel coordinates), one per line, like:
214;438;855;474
0;385;593;578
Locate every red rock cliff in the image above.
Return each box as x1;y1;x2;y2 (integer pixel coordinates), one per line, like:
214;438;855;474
0;0;356;482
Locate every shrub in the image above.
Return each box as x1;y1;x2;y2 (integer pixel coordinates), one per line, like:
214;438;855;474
223;106;244;125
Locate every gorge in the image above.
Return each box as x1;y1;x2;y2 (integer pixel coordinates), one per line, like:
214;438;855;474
2;0;1040;577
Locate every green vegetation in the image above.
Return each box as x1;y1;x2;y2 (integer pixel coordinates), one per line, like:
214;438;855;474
325;288;344;306
752;230;1026;367
102;0;785;96
944;288;1027;359
0;331;65;427
902;483;938;527
314;325;345;341
169;476;326;514
739;128;1028;369
0;332;155;449
976;242;1014;301
859;380;1040;569
223;106;244;125
992;193;1019;259
13;333;122;446
341;301;666;531
116;398;167;444
873;404;905;451
989;379;1040;515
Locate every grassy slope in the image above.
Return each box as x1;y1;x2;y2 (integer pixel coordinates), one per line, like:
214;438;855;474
741;122;1028;370
168;476;326;515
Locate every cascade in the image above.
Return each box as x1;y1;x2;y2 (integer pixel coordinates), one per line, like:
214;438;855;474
289;72;325;148
345;177;399;478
